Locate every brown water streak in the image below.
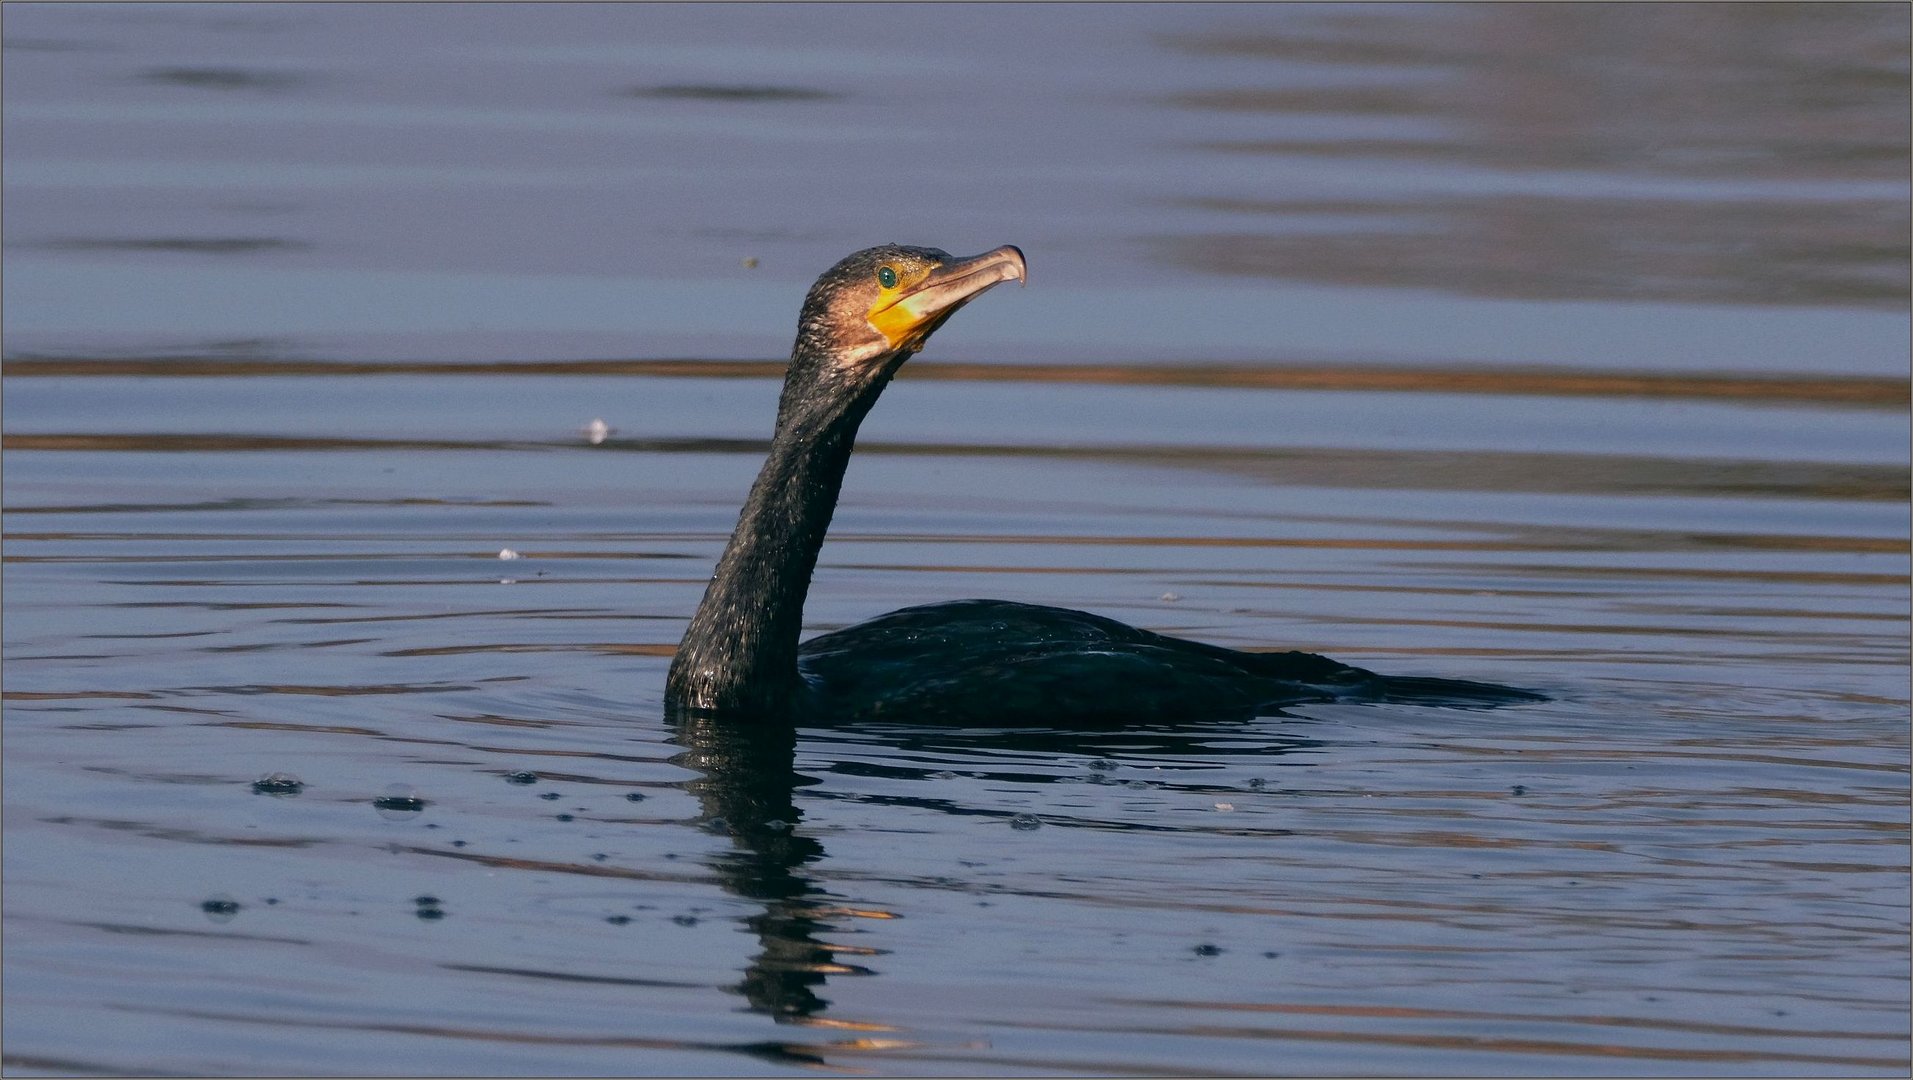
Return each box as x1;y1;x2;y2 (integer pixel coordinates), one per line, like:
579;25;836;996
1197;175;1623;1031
4;356;1903;407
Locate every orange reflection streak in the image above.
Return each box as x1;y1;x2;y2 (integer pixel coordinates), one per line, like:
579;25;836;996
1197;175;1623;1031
4;355;1905;407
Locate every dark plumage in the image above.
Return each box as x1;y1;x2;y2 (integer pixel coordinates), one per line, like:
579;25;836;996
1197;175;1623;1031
665;244;1543;723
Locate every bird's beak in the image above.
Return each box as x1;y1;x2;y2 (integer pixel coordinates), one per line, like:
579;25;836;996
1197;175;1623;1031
869;245;1026;352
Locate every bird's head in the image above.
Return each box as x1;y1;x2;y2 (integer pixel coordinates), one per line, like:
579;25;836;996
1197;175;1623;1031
789;244;1026;389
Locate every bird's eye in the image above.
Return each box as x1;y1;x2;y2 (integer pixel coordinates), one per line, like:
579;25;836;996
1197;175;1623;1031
877;266;899;289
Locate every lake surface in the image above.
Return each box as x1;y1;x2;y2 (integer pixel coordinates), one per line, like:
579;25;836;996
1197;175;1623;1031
4;3;1909;1075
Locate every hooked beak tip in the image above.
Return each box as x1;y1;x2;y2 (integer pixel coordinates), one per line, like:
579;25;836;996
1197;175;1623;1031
999;244;1028;286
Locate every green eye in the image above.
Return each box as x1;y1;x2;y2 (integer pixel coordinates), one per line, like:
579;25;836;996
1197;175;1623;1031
877;266;898;289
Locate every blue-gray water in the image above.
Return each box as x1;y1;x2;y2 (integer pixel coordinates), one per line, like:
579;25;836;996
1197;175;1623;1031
4;3;1909;1076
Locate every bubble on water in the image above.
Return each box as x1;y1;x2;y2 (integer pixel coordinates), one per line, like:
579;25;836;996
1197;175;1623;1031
930;770;960;780
672;914;700;927
1009;813;1042;831
413;895;441;907
624;792;647;802
1193;943;1223;957
1159;592;1181;602
605;914;632;925
505;771;538;785
1125;779;1153;790
539;791;562;801
1246;777;1268;791
581;418;614;444
201;895;241;922
374;785;426;820
497;547;522;560
555;813;575;822
251;772;304;796
1086;758;1118;771
1213;802;1235;812
700;816;730;835
763;819;791;832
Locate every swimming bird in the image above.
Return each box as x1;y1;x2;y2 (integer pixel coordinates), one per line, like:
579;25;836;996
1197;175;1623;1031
666;244;1543;723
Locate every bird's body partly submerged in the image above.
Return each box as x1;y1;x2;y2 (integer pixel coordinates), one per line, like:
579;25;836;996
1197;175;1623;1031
665;244;1543;724
797;598;1538;725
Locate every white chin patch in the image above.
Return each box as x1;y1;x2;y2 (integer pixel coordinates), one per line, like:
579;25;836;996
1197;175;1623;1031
841;332;895;367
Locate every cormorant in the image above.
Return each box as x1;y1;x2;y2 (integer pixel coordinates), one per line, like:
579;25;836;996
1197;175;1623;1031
665;244;1543;723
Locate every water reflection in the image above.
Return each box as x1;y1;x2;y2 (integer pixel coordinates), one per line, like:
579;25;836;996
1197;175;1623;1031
1161;4;1910;307
668;711;842;1021
3;2;1905;1072
138;66;307;92
668;707;1323;1024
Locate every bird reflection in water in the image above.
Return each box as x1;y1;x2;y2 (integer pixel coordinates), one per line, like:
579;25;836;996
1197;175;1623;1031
669;704;1328;1033
669;709;870;1024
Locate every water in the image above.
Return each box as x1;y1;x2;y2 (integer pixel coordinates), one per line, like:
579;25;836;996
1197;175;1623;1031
4;3;1908;1075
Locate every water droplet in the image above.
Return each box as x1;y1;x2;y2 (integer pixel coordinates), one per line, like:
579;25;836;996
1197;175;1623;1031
250;772;304;796
505;771;538;785
1009;813;1042;831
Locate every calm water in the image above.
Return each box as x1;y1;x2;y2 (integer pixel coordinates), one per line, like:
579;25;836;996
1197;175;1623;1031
4;3;1909;1076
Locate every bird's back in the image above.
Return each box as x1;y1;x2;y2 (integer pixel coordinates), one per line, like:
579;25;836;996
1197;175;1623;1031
795;598;1532;725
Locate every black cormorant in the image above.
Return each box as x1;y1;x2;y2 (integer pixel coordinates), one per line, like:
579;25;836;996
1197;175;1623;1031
665;244;1542;723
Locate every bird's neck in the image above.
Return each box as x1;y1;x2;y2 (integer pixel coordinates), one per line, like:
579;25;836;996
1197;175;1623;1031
667;375;886;716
